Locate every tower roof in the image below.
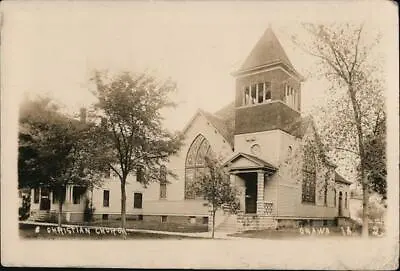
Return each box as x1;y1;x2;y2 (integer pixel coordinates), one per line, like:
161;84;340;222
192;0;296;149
236;27;300;77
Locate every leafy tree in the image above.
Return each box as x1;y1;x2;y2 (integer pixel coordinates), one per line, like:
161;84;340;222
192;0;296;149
89;70;184;232
18;97;104;226
292;23;385;237
363;114;386;199
187;155;239;238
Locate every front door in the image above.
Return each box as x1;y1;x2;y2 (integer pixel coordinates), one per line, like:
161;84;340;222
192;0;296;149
245;179;257;214
40;188;51;211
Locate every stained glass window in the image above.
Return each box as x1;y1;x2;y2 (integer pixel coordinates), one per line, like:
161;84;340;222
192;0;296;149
302;142;316;203
185;135;213;199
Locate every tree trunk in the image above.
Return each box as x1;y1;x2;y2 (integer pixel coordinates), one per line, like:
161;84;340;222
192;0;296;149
361;175;370;237
348;85;369;238
120;180;127;236
58;198;63;227
212;207;216;239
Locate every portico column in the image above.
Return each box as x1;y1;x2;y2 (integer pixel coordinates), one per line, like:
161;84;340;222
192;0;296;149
256;171;265;215
229;174;235;186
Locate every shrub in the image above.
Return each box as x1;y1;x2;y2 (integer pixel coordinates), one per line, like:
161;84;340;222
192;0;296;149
83;199;95;222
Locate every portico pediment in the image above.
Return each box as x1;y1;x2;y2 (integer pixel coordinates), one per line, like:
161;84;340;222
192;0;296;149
222;152;277;173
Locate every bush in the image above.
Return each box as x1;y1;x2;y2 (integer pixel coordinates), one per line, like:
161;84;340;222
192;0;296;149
83;199;95;222
19;195;30;220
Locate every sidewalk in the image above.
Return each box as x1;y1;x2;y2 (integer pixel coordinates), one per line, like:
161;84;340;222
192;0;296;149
19;220;238;239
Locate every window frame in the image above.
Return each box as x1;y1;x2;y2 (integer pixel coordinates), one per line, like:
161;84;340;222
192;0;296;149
103;190;110;208
242;82;272;106
134;192;143;209
302;142;317;204
184;134;213;200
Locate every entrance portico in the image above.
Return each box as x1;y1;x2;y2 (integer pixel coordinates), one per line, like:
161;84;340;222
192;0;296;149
222;152;277;216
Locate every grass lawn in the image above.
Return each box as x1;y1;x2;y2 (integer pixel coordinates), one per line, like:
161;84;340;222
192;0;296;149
67;219;208;233
19;223;204;240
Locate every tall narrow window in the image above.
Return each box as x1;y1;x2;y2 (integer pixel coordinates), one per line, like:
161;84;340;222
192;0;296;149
103;190;110;207
345;192;348;208
257;83;264;103
250;85;257;104
134;193;143;209
33;188;39;204
73;186;85;204
160;165;167;199
302;142;316;204
244;87;250;105
265;82;271;101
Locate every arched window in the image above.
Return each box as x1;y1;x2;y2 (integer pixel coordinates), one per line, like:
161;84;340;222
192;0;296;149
185;135;212;199
302;142;316;203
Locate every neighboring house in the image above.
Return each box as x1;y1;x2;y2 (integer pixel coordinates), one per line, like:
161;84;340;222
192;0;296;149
28;27;352;230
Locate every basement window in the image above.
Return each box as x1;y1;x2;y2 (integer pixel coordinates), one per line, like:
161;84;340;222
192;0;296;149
189;216;196;224
102;214;109;220
161;216;167;223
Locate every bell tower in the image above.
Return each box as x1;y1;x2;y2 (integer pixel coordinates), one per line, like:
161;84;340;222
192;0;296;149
232;27;303;136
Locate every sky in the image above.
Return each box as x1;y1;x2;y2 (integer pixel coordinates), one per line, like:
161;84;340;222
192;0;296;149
3;1;394;132
1;1;397;182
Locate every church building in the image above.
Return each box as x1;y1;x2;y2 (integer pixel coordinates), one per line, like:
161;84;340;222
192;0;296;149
28;27;351;231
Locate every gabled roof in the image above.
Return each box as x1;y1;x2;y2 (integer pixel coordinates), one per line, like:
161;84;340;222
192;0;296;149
335;172;352;185
222;152;277;172
182;108;235;148
235;27;300;77
200;109;234;148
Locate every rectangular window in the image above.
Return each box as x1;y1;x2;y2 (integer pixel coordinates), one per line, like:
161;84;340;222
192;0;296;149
244;87;250;105
33;188;39;204
103;190;110;207
161;216;167;223
265;82;271;101
160;183;167;199
202;217;209;224
73;186;84;204
102;214;109;220
134;192;143;209
257;83;264;103
250;85;257;104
